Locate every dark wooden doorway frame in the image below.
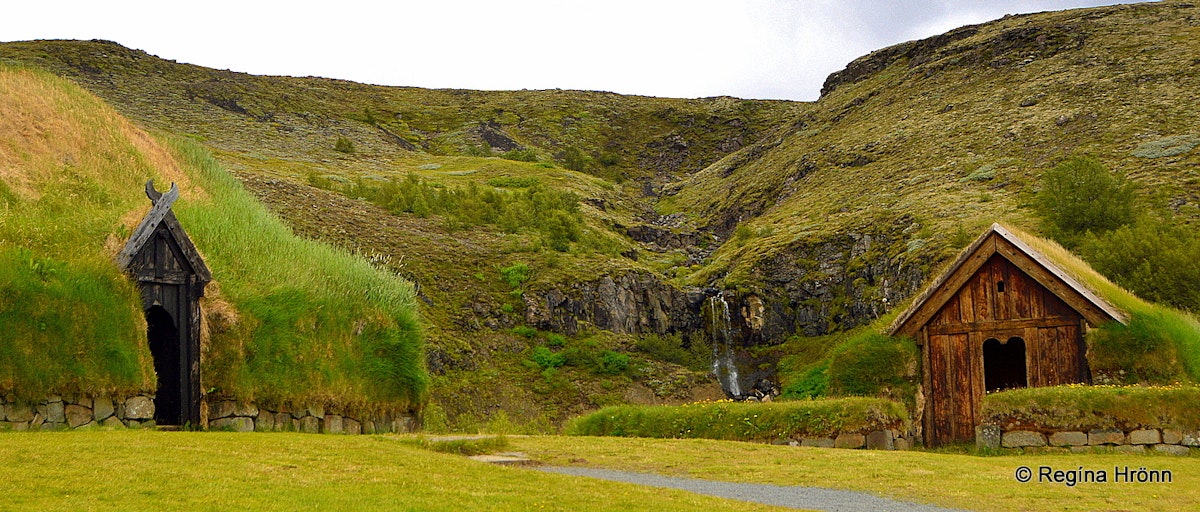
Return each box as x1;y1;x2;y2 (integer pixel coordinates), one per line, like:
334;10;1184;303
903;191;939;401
118;181;211;426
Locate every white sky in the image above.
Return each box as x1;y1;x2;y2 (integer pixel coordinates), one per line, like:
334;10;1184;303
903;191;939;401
4;0;1139;100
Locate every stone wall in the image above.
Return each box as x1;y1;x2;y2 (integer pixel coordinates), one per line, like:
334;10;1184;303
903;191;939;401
775;428;916;451
204;398;415;434
977;424;1199;455
0;394;415;434
0;394;157;430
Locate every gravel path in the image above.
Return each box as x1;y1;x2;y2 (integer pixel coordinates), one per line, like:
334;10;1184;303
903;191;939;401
538;466;967;512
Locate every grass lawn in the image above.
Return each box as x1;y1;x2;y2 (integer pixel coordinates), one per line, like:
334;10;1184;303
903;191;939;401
510;435;1200;512
0;431;788;511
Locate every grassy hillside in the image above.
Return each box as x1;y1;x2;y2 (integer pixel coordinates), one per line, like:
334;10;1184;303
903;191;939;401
673;1;1200;286
4;1;1200;430
0;64;426;411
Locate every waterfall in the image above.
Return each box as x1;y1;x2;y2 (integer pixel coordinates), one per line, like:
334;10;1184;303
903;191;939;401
708;294;742;397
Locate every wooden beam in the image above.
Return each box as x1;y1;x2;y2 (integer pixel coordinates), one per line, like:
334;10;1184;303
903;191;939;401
926;316;1082;336
117;182;179;270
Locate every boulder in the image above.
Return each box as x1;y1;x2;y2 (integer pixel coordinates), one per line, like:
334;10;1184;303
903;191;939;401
93;397;115;422
801;437;835;448
6;403;34;423
39;401;66;424
1162;429;1183;445
834;433;865;449
323;414;344;434
65;404;93;428
866;430;894;450
1154;444;1190;456
1048;431;1088;447
1128;429;1161;445
1088;429;1125;445
210;400;238;419
1002;431;1046;448
344;418;362;435
255;411;275;432
210;417;254;432
306;405;325;419
124;396;155;420
975;425;1001;450
101;416;125;429
299;416;320;433
1113;444;1146;454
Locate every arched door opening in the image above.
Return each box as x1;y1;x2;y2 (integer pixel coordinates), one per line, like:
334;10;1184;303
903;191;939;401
983;336;1028;392
146;305;182;425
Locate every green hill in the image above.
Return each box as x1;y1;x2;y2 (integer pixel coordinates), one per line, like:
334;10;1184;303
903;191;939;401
3;0;1200;431
0;64;425;414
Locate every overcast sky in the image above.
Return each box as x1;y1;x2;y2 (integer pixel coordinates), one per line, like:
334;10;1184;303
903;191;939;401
4;0;1140;101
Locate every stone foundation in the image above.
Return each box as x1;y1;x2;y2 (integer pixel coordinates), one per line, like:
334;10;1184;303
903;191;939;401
978;424;1199;455
0;394;415;434
0;394;156;431
776;429;915;451
204;398;415;434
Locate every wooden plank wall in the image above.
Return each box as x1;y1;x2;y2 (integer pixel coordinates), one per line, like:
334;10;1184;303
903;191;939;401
923;255;1088;445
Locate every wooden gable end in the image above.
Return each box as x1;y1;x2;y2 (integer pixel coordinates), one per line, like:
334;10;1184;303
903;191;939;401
890;224;1124;338
127;215;200;285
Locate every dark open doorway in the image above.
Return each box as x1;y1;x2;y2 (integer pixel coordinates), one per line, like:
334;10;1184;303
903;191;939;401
983;336;1028;392
146;305;182;425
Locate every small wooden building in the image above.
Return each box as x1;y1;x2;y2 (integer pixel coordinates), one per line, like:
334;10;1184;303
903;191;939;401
117;181;211;427
889;224;1126;446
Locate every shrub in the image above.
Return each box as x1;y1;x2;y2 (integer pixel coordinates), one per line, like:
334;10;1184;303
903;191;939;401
511;325;537;338
1034;156;1136;245
501;149;538;162
499;262;532;290
635;333;709;371
334;136;355;154
596;350;630;375
565;398;910;441
529;346;566;369
562;146;589;171
1079;218;1200;312
545;333;567;348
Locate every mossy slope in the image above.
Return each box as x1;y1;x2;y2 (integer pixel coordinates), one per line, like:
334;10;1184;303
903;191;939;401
0;65;426;411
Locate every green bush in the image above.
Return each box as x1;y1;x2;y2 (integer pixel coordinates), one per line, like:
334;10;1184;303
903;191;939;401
635;333;709;371
980;384;1200;431
334;136;355;154
545;333;566;347
511;326;537;338
529;346;566;369
596;350;630;375
1079;218;1200;312
499;262;532;289
501;149;539;162
1034;156;1136;245
566;398;910;441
